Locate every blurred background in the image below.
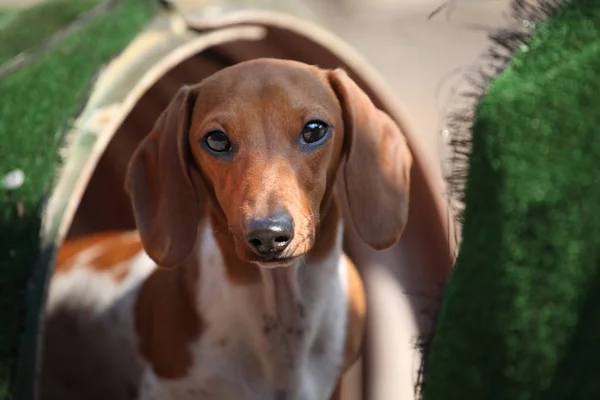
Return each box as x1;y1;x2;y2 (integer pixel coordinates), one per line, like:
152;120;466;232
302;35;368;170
0;0;513;171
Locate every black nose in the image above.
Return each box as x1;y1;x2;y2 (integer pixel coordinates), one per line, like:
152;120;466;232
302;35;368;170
246;211;294;257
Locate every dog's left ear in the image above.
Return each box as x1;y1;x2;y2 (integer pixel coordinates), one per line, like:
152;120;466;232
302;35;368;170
328;69;412;250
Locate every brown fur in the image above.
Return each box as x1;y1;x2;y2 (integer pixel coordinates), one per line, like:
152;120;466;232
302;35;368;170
134;239;203;378
305;196;341;264
183;61;345;267
328;70;412;250
125;59;411;273
55;231;143;280
341;255;367;372
48;58;412;399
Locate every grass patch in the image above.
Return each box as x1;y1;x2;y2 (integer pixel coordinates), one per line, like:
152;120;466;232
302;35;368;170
0;0;155;397
423;0;600;398
0;0;103;66
0;8;17;27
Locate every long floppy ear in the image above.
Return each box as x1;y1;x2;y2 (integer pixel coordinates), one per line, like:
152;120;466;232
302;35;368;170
328;69;412;250
125;85;203;268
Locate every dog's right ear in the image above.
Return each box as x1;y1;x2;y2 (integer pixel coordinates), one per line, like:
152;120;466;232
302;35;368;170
125;85;203;268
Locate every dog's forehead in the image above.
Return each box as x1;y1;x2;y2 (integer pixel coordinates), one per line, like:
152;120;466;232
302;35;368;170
199;60;336;106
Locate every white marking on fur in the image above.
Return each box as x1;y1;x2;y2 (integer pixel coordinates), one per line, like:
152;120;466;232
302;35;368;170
44;232;156;398
46;236;153;314
139;220;350;400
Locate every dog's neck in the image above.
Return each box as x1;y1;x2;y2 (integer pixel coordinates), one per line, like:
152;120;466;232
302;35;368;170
201;195;344;387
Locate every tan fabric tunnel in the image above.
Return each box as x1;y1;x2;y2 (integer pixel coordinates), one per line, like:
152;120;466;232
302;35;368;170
41;2;456;398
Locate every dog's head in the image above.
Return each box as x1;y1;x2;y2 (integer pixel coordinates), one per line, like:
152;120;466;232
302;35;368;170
126;59;412;269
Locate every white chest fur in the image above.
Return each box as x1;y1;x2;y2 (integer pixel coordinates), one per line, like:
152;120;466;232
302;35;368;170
138;222;349;400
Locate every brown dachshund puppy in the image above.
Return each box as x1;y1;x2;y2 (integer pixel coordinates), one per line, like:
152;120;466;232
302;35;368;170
45;58;412;400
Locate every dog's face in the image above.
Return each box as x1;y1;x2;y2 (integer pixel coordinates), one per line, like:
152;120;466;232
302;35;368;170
126;59;412;269
188;62;343;266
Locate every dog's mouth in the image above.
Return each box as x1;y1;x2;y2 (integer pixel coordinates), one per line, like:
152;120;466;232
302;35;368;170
255;255;298;269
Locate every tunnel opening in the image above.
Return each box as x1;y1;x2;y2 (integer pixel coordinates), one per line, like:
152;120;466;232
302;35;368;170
43;18;456;399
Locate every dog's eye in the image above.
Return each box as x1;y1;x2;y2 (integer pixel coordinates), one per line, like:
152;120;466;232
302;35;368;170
204;130;231;153
301;120;330;145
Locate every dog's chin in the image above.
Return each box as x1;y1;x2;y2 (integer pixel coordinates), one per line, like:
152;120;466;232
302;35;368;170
233;246;300;268
255;257;297;269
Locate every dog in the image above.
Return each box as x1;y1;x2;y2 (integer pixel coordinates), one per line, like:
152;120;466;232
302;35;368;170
42;58;412;400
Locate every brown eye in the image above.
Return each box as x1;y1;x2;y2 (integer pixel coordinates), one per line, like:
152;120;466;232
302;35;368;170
204;130;231;153
301;120;330;145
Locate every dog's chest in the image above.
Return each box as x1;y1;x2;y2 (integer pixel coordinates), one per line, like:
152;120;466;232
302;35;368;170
140;228;349;400
148;314;344;400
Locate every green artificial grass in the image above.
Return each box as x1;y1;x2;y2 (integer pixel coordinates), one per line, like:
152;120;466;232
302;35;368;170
0;0;102;66
0;0;155;398
0;8;17;27
423;0;600;399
